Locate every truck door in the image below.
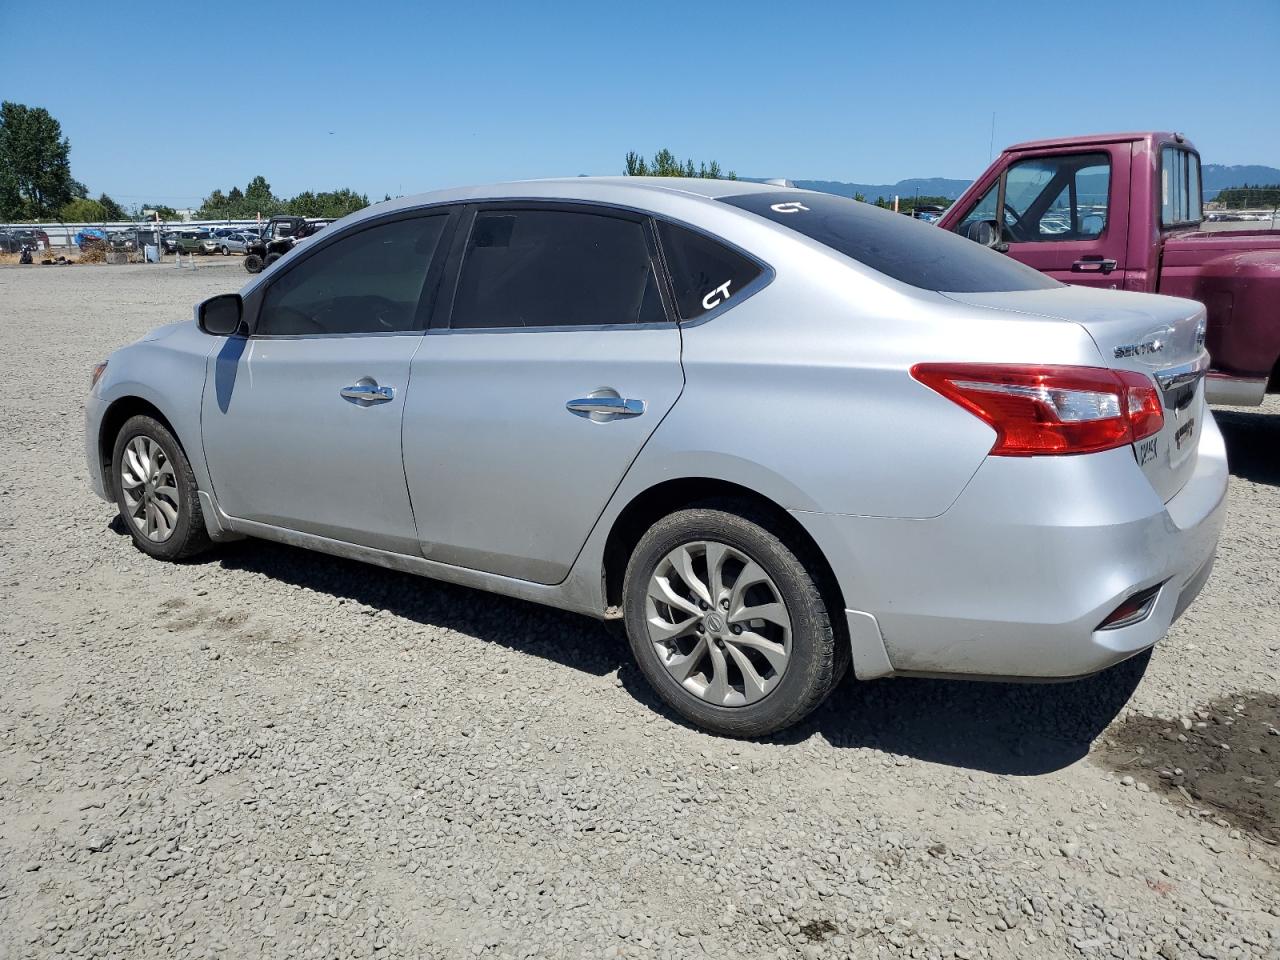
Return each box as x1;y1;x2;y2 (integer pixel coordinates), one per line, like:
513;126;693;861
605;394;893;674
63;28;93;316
952;147;1130;289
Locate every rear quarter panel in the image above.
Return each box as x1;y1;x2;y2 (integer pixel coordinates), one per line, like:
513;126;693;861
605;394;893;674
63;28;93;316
620;240;1104;522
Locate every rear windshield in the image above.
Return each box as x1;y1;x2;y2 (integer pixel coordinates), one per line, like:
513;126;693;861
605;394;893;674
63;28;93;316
719;191;1060;293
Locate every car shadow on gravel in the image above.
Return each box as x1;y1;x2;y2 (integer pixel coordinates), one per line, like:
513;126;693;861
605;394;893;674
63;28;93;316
1215;406;1280;486
135;527;1150;777
208;539;629;678
698;652;1149;776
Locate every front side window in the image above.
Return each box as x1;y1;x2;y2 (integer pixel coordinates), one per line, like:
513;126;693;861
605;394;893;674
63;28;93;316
256;215;447;336
722;191;1059;293
656;221;763;320
1161;146;1203;226
956;153;1110;243
450;209;665;329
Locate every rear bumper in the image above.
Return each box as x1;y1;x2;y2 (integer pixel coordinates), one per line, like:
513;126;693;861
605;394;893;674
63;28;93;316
795;412;1228;679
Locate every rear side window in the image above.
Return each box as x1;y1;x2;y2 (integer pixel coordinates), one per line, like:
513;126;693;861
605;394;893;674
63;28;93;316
1161;146;1203;226
656;221;764;319
720;191;1060;293
257;215;447;336
450;209;666;329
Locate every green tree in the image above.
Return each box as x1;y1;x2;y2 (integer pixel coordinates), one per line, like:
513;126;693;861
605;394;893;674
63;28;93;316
97;193;126;220
853;192;866;202
60;197;108;222
625;148;735;180
0;102;81;220
138;203;182;221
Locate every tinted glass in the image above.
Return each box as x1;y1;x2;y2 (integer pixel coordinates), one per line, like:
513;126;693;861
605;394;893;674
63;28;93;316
257;215;447;336
721;191;1059;292
450;209;665;328
656;221;763;319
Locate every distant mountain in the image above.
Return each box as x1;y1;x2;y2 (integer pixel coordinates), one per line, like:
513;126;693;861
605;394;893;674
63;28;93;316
747;177;972;202
1201;164;1280;198
750;164;1280;202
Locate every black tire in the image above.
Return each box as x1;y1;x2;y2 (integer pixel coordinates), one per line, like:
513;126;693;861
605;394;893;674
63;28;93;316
263;252;282;267
221;246;229;256
111;415;213;561
243;253;263;274
623;500;843;737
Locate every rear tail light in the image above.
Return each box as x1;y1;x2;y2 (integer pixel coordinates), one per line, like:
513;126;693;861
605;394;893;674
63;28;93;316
911;363;1164;456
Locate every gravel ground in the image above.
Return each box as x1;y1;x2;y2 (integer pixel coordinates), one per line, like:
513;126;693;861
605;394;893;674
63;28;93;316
1;261;1277;960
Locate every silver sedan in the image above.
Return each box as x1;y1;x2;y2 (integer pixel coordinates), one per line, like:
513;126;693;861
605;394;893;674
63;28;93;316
215;232;252;255
84;178;1226;736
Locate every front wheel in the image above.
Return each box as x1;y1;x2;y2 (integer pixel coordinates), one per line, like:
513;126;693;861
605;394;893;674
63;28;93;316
243;253;263;273
221;246;229;255
623;502;843;737
111;415;212;561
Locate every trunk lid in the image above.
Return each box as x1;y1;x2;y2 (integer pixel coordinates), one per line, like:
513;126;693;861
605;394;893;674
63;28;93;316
942;286;1208;503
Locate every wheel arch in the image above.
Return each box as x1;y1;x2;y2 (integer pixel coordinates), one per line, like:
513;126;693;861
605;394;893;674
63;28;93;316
97;396;184;500
601;477;847;624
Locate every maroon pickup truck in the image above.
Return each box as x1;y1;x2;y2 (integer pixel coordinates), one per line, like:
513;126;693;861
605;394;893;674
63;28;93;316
938;132;1280;406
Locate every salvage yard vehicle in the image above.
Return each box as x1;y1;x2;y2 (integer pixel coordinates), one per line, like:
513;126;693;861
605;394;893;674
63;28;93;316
86;178;1226;737
242;216;331;273
217;232;252;255
940;131;1280;406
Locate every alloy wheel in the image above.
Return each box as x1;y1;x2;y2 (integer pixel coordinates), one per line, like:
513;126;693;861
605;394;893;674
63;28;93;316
644;540;792;707
120;436;180;543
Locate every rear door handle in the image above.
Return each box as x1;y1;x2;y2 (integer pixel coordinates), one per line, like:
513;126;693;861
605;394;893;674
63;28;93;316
1071;257;1118;275
341;381;395;404
566;396;645;420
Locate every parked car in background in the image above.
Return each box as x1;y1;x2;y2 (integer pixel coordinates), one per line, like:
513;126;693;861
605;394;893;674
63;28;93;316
0;231;24;253
86;178;1226;737
12;228;50;250
176;231;218;255
217;232;252;255
940;131;1280;406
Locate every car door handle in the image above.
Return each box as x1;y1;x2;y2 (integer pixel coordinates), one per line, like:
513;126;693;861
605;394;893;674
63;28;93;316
1071;257;1118;274
340;381;395;404
566;396;646;419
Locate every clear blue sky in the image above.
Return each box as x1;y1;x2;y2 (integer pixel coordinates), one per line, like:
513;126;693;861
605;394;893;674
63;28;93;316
3;0;1277;207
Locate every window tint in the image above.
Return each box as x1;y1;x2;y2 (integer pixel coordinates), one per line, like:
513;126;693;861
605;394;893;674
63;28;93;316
257;216;447;336
656;221;763;319
450;209;665;329
722;191;1059;293
1162;146;1203;226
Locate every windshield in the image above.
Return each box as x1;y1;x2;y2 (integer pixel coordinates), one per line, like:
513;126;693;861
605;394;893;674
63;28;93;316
719;191;1060;293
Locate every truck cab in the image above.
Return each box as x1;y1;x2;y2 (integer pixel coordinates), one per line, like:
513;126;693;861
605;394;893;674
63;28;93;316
939;132;1280;405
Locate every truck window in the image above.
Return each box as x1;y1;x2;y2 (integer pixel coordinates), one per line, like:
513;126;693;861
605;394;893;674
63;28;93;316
1161;146;1203;227
956;153;1110;243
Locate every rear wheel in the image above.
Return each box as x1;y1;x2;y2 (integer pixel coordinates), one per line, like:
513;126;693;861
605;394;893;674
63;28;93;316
111;415;212;561
264;252;282;267
243;253;263;273
623;502;842;737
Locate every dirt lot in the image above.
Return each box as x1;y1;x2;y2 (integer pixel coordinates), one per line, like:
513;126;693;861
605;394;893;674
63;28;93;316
1;261;1277;960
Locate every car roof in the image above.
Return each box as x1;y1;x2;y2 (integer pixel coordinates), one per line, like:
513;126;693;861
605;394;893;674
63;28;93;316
346;176;789;224
1004;131;1190;152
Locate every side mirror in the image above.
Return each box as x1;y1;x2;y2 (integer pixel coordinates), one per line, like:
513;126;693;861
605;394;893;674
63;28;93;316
197;293;243;336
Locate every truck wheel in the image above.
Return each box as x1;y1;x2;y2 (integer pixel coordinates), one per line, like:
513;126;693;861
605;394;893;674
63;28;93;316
264;252;282;267
243;254;264;274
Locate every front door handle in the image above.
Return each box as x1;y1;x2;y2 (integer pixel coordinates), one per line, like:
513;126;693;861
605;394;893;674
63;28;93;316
566;396;646;420
1071;257;1118;275
341;380;395;404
